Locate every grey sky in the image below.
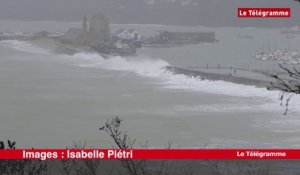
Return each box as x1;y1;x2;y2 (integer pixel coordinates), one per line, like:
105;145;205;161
0;0;299;27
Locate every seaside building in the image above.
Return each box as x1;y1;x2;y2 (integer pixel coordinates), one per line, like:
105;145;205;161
158;31;216;43
61;13;111;48
113;29;143;49
115;29;142;41
61;16;90;46
89;13;111;48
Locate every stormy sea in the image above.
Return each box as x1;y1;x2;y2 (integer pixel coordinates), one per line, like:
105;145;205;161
0;21;300;149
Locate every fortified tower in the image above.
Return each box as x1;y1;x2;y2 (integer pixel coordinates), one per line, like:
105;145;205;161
89;13;111;47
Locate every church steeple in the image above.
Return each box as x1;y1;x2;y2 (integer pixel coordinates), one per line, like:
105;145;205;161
82;16;88;31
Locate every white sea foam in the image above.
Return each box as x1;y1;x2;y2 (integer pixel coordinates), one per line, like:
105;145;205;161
73;52;300;113
0;40;49;55
75;53;279;95
1;41;299;112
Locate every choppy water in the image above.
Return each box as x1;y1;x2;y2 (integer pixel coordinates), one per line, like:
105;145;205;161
0;21;300;148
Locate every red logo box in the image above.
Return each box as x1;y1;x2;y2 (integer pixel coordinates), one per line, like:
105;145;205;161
238;8;291;18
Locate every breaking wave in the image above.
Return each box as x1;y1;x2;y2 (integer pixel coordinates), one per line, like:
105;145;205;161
73;52;300;113
73;53;298;99
1;40;299;111
0;40;49;55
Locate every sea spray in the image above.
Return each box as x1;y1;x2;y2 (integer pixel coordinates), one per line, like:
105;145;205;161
1;40;299;112
73;52;300;113
0;40;49;55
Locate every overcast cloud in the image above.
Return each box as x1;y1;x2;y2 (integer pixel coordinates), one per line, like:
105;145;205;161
0;0;299;27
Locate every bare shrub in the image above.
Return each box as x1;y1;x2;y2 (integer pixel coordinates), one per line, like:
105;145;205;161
0;140;48;175
269;64;300;115
99;116;174;175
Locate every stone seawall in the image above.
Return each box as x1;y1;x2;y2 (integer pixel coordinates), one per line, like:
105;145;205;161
166;66;272;88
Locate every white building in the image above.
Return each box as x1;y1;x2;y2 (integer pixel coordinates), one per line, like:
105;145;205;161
115;39;130;49
115;29;142;40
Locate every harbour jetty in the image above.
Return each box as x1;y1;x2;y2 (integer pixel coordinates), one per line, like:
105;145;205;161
143;31;217;47
166;66;273;88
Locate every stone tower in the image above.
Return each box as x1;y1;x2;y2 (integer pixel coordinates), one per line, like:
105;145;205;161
82;16;88;32
77;15;90;46
89;13;111;47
